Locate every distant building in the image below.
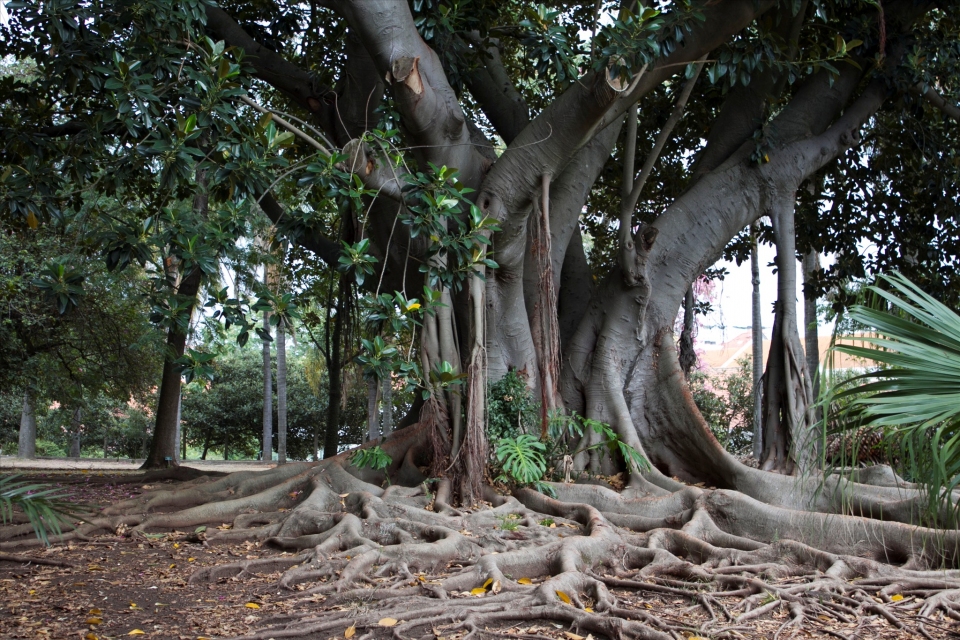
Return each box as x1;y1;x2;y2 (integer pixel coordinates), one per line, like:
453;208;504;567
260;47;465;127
699;331;878;374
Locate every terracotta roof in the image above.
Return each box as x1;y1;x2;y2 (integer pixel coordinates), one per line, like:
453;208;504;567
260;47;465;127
699;331;878;372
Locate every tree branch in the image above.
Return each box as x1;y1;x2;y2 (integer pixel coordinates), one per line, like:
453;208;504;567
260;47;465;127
258;192;340;265
328;1;490;189
460;34;530;144
914;82;960;121
205;7;335;120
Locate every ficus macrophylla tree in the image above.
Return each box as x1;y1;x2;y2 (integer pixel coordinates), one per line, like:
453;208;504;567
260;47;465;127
3;0;960;636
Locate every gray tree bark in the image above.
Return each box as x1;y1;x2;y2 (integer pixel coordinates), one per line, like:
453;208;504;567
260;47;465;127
17;388;36;459
802;249;821;401
366;376;380;442
69;407;82;458
751;224;763;460
381;375;393;436
277;320;288;465
262;277;273;463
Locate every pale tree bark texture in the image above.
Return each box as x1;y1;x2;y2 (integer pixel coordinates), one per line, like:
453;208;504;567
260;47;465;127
48;1;960;636
17;388;36;459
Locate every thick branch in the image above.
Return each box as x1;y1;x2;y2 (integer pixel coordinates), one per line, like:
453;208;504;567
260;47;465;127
914;82;960;121
259;193;340;265
461;35;530;144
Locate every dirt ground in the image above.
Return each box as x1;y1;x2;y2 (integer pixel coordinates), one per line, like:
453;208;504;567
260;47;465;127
1;472;956;640
0;456;272;474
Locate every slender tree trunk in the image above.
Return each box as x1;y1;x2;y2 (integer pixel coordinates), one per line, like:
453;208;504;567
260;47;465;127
201;438;209;460
751;223;764;460
224;431;229;460
802;250;821;403
69;407;82;458
174;391;182;463
323;275;345;459
277;320;287;465
261;279;273;462
141;266;203;469
760;197;816;475
17;388;36;459
366;376;380;442
381;374;393;436
678;287;696;377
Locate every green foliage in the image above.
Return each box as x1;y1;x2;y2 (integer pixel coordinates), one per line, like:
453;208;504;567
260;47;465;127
689;357;756;455
487;370;539;441
0;475;89;546
826;272;960;523
495;434;547;485
495;513;521;531
349;445;393;472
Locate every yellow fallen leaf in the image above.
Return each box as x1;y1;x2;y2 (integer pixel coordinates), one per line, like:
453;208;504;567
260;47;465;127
245;602;261;609
28;589;36;595
564;633;584;640
88;608;102;615
84;634;98;640
345;624;356;638
378;618;398;627
128;631;145;636
517;578;533;585
470;587;487;595
584;607;594;613
482;578;493;589
689;637;708;640
188;557;196;562
891;594;904;602
86;617;103;625
168;563;176;568
173;543;180;549
556;590;572;604
129;602;138;609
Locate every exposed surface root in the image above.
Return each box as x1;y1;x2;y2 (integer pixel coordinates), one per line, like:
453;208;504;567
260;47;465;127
6;427;960;638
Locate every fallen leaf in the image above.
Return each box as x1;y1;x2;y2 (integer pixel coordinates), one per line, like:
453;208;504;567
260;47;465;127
88;608;102;615
129;602;138;609
689;637;709;640
482;578;493;589
188;557;196;562
168;563;176;569
470;587;487;596
28;590;36;595
584;607;594;613
378;618;398;627
564;633;584;640
245;602;261;609
172;543;179;549
517;578;533;585
891;594;904;602
345;624;356;638
86;617;103;625
127;631;145;636
491;579;502;594
84;634;98;640
556;590;572;604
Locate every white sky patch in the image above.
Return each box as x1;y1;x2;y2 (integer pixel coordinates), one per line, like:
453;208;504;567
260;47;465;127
698;244;836;348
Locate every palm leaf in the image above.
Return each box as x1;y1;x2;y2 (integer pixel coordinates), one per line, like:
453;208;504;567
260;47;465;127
0;475;91;545
825;272;960;525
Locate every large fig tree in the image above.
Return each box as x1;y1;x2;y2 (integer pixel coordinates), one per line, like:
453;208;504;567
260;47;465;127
3;0;960;636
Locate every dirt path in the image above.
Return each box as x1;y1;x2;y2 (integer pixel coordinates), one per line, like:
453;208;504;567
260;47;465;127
0;456;273;474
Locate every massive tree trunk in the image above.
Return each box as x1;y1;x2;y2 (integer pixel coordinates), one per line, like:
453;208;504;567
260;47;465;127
23;3;958;637
17;388;36;459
